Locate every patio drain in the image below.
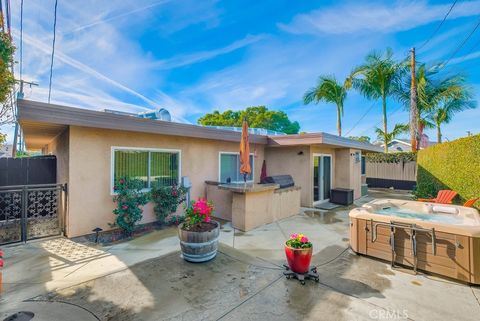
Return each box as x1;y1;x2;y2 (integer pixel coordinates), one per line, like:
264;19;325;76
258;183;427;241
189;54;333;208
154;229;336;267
3;311;34;321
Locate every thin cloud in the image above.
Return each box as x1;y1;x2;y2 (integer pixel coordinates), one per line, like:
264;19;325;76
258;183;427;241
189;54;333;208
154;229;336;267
279;0;480;35
15;29;161;108
447;50;480;65
151;34;265;70
21;85;189;123
63;0;172;35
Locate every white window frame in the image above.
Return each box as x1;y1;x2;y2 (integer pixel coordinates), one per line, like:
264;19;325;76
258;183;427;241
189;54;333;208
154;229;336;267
312;153;333;205
111;146;182;195
218;151;254;183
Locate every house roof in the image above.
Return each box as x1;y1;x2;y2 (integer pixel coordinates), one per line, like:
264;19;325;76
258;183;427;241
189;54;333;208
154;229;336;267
18;99;268;148
17;99;382;152
374;137;437;149
268;133;383;152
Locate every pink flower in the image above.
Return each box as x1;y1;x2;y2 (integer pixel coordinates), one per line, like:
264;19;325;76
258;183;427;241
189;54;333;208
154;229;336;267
122;205;129;210
0;259;3;268
300;236;309;243
290;233;298;240
205;216;211;222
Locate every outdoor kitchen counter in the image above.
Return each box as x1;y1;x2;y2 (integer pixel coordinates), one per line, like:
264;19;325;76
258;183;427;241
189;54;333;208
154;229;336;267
217;183;279;193
206;182;300;231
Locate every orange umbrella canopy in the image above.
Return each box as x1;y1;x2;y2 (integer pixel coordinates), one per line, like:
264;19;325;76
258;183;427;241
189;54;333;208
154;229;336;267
239;118;251;180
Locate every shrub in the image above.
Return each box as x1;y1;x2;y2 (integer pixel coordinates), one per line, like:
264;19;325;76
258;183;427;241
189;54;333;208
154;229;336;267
112;178;150;233
151;183;187;224
365;152;416;163
415;134;480;209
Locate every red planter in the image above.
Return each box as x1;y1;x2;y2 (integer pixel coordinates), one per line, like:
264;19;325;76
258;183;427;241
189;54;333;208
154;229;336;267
284;243;313;273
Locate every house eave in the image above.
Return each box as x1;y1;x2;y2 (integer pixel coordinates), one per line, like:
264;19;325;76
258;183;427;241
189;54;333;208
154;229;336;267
17;99;269;148
267;132;382;152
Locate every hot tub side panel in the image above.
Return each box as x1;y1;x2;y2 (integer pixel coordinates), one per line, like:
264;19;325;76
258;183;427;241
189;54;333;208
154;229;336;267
350;218;477;284
350;217;366;254
470;238;480;284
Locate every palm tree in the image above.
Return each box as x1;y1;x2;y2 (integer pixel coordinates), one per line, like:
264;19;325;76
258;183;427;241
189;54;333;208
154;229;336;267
304;76;347;136
428;93;476;143
346;48;407;152
375;124;409;150
396;64;476;144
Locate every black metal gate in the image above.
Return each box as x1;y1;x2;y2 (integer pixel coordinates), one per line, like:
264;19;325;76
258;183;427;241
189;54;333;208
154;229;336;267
0;183;66;245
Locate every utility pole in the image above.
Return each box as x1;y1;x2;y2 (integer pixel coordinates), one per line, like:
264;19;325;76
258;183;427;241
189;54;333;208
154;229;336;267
410;47;419;151
12;80;38;157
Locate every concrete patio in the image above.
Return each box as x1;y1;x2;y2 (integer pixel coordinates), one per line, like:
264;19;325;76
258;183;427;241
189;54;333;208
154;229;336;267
1;189;479;320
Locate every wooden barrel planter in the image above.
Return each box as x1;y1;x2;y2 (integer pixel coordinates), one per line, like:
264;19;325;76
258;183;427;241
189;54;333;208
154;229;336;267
178;220;220;262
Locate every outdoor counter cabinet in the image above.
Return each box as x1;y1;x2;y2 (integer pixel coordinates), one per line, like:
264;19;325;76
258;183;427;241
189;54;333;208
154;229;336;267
205;181;301;231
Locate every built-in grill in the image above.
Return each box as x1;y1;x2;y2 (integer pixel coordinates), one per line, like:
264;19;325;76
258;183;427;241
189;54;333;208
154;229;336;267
261;175;295;189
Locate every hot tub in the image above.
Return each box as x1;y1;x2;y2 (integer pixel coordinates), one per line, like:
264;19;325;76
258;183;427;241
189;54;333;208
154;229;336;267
349;199;480;284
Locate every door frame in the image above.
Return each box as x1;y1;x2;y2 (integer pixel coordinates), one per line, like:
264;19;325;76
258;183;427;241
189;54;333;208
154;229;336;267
312;153;333;205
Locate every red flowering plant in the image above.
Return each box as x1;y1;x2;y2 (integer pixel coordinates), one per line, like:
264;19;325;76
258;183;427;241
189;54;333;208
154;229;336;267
286;233;313;249
113;177;150;234
182;198;215;230
0;249;4;268
151;182;187;225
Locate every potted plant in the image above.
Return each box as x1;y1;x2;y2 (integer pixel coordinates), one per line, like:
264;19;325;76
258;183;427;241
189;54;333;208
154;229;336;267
178;198;219;262
285;233;313;273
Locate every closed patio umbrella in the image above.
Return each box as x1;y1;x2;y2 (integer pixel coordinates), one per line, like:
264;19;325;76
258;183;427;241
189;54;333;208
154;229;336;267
239;117;251;185
260;159;267;183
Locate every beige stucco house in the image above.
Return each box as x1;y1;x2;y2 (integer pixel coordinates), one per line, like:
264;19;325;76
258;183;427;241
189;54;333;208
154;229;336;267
18;99;381;238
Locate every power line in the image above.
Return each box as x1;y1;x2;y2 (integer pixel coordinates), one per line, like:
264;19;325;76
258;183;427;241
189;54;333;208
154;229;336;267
358;105;405;136
443;33;480;74
344;101;377;136
20;0;23;81
48;0;58;103
417;0;458;51
440;16;480;69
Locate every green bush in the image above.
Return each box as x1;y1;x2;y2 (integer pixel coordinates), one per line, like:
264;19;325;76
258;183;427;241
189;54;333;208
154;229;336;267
151;183;187;224
365;152;416;163
112;177;150;233
415;134;480;209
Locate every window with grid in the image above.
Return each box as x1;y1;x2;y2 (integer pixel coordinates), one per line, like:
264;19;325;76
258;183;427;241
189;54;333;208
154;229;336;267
113;148;180;192
219;152;254;183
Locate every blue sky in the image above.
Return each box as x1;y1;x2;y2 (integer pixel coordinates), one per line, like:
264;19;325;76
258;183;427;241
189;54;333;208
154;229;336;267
4;0;480;143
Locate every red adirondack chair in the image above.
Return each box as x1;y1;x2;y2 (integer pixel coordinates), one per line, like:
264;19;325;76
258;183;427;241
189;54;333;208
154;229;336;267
463;198;479;208
417;190;458;204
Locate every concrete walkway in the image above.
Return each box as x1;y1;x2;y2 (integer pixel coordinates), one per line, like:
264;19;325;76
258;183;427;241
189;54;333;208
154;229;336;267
1;189;480;320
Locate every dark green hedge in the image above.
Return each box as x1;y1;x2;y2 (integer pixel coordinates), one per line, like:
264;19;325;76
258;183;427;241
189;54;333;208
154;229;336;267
365;152;416;163
415;134;480;209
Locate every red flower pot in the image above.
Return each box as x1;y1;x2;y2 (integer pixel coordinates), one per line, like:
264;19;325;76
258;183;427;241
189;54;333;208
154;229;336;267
284;243;312;274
